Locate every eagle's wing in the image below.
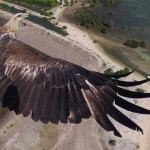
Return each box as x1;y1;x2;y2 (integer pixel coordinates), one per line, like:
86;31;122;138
1;37;150;137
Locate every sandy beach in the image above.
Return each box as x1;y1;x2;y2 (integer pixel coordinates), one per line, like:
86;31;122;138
0;3;150;150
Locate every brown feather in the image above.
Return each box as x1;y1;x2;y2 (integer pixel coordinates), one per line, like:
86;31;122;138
0;31;150;137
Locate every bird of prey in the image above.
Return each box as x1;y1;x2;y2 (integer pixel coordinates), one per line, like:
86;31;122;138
0;13;150;137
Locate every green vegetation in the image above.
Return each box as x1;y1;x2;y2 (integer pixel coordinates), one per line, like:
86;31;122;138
105;0;121;5
104;67;129;75
108;139;116;146
114;67;129;75
74;8;113;32
135;88;145;93
0;3;68;36
104;68;114;74
3;123;14;135
83;0;98;6
74;0;115;32
93;40;98;43
82;0;121;6
10;124;14;128
124;39;146;48
98;0;121;5
3;131;6;134
4;0;58;16
63;0;69;6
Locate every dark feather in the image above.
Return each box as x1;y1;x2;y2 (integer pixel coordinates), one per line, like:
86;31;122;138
68;78;82;123
106;105;143;134
115;95;150;114
0;30;150;138
113;78;150;87
117;87;150;98
59;86;69;123
82;89;122;137
49;87;61;124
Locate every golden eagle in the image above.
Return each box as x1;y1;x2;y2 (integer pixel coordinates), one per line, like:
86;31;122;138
0;13;150;137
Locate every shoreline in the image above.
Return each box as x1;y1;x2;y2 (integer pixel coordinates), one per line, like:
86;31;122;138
58;4;150;150
59;2;150;76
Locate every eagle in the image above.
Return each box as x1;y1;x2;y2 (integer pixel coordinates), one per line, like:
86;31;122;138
0;13;150;137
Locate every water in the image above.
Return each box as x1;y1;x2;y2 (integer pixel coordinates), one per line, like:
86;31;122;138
107;0;150;27
97;0;150;75
98;0;150;40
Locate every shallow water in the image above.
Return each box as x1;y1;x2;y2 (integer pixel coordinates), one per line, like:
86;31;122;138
97;0;150;75
107;0;150;27
98;0;150;40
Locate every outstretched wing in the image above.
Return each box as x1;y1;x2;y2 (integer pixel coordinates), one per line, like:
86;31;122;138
1;37;150;137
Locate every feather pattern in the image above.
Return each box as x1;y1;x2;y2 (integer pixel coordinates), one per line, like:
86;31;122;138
0;33;150;137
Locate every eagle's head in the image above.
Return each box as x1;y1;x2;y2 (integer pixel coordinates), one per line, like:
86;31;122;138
10;13;29;22
1;13;29;39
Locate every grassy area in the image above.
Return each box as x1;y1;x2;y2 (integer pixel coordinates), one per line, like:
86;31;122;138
0;3;68;36
4;0;58;16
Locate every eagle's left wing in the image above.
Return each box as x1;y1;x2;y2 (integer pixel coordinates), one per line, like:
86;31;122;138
0;37;150;137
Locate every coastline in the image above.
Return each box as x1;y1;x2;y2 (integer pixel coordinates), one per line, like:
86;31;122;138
59;2;150;76
0;2;150;150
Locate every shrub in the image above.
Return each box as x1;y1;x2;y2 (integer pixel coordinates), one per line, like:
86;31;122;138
140;41;146;48
108;139;116;146
104;68;114;74
101;27;107;33
124;39;146;48
135;88;145;93
4;131;6;134
62;26;67;30
114;67;129;75
104;67;129;75
93;40;98;43
10;124;14;128
51;16;56;19
124;39;140;48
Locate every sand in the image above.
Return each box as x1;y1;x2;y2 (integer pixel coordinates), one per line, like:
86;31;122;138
0;2;150;150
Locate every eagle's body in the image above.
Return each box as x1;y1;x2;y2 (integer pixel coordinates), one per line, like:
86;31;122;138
0;13;150;137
